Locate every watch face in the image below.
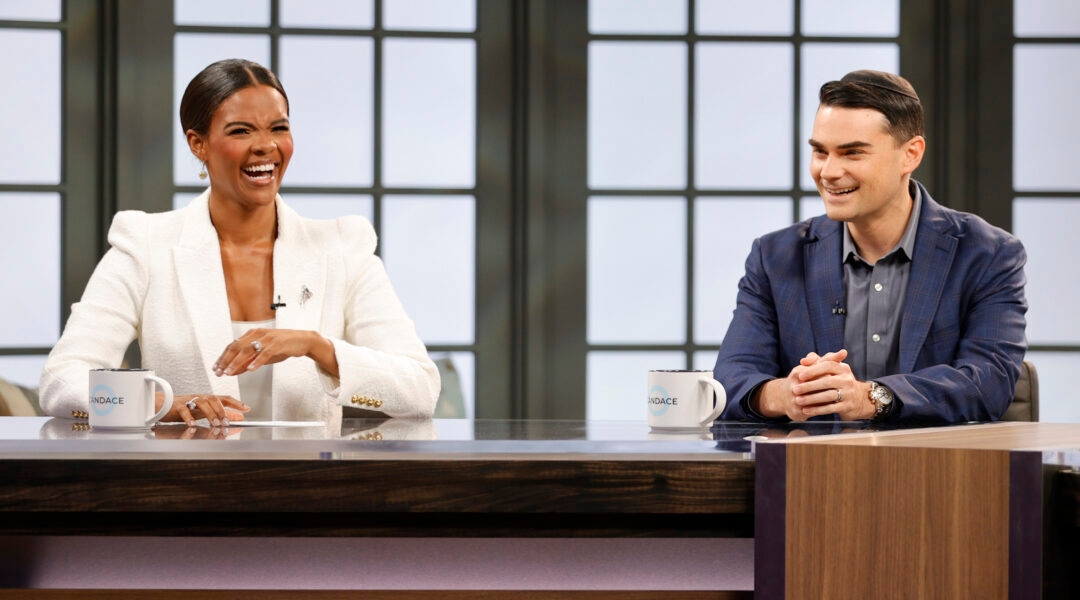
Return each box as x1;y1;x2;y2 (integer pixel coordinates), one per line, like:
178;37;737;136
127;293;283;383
871;383;893;405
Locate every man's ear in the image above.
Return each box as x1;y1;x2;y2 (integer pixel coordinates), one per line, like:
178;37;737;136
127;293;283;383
901;135;926;174
185;129;206;162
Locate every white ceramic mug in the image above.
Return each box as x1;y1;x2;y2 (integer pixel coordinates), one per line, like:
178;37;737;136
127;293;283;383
647;370;726;429
88;368;173;430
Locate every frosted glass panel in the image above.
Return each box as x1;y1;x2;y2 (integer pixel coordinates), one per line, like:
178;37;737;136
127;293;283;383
589;0;687;34
173;192;200;211
696;43;793;190
1013;198;1080;344
383;39;476;188
1024;352;1080;423
587;351;685;421
430;351;475;419
799;195;826;220
281;0;374;28
588;197;686;344
173;34;271;185
175;0;270;26
1015;0;1080;36
802;0;899;37
381;195;475;345
384;0;475;32
693;350;719;371
694;197;791;343
0;193;60;347
0;0;60;20
800;43;898;191
696;0;792;35
1014;45;1080;191
0;30;59;184
280;36;374;187
0;355;48;389
284;194;374;222
588;42;687;190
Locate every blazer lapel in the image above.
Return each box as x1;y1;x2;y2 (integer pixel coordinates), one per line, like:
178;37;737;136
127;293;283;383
271;199;327;334
899;203;957;372
803;220;846;353
172;192;239;398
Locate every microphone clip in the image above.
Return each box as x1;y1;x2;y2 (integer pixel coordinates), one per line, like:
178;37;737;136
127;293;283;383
831;302;846;316
270;294;287;310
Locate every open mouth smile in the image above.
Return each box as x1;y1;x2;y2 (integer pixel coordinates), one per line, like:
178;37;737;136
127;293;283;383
241;162;277;183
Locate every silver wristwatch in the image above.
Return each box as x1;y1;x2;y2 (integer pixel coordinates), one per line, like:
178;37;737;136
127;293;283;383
869;381;894;421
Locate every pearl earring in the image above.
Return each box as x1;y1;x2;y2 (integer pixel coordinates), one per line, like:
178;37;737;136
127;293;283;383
198;163;208;180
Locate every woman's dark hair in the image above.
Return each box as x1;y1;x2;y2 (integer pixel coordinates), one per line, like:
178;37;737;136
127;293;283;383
179;58;289;136
818;70;924;144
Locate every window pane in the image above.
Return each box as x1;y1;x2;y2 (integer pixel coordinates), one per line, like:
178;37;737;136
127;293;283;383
801;0;899;37
799;195;826;221
175;0;270;26
694;197;791;343
430;351;475;419
587;351;685;421
0;30;60;184
0;0;60;21
589;0;687;34
284;194;374;222
0;193;60;347
382;39;476;188
173;34;271;186
281;0;374;28
0;355;48;389
588;42;687;190
588;197;686;344
381;195;475;345
280;36;374;187
1012;198;1080;345
384;0;475;32
696;0;793;35
1023;352;1080;423
173;192;200;211
1015;0;1080;36
1014;45;1080;191
693;350;719;371
696;43;793;190
800;43;898;191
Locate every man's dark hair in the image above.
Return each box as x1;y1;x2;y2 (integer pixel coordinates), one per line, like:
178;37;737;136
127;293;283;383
180;58;289;136
818;70;924;144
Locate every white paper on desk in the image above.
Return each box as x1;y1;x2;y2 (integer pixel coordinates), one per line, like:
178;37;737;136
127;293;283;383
227;420;326;427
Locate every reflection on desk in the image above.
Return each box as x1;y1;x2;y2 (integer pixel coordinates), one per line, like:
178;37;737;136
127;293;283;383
35;416;437;442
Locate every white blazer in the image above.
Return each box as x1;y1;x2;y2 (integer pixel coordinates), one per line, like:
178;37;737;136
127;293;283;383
40;191;440;425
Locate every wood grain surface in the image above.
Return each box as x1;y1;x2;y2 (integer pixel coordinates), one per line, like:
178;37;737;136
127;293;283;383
784;444;1010;600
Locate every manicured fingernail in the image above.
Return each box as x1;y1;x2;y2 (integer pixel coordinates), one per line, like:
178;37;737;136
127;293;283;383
212;418;221;426
187;420;195;427
224;369;232;375
222;418;230;427
214;368;223;376
247;364;257;371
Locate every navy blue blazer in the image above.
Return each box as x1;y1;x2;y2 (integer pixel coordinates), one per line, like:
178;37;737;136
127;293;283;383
714;182;1028;424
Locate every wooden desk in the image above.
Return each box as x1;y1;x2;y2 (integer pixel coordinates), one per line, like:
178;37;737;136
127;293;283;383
0;417;759;597
754;422;1080;600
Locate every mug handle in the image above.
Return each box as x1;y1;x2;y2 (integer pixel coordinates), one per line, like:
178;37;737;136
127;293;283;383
698;377;727;426
144;375;174;426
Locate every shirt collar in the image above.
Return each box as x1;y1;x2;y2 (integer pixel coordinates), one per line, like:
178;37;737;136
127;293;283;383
842;180;922;264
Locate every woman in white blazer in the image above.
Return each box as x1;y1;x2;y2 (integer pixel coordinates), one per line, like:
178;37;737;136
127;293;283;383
40;59;440;427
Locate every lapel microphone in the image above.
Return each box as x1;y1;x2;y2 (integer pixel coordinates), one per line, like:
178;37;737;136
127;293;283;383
270;294;287;310
832;301;846;316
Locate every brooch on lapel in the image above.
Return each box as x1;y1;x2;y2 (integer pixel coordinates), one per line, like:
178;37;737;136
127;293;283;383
300;285;313;307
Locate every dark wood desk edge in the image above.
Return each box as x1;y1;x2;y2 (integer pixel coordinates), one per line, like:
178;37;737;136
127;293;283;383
0;458;755;537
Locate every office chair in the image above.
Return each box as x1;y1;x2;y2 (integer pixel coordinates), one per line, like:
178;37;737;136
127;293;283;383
1001;360;1039;422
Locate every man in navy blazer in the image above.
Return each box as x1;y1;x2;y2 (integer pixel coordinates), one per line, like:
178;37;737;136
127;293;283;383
714;70;1027;424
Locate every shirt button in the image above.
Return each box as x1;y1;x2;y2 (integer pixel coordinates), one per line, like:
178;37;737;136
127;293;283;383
872;334;881;343
874;283;883;292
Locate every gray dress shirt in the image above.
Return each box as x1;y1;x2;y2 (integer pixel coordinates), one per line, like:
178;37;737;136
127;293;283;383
841;183;922;382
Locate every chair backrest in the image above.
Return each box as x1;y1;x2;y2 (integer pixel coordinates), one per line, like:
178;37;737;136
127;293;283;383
1001;360;1039;422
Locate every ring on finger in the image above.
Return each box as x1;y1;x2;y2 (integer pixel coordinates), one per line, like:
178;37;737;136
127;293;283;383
251;340;263;353
835;388;842;403
185;397;198;412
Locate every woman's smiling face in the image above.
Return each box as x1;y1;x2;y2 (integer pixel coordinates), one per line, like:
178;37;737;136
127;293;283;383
189;84;293;210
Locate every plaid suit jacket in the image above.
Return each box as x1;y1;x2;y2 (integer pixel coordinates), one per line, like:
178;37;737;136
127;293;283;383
714;182;1027;424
